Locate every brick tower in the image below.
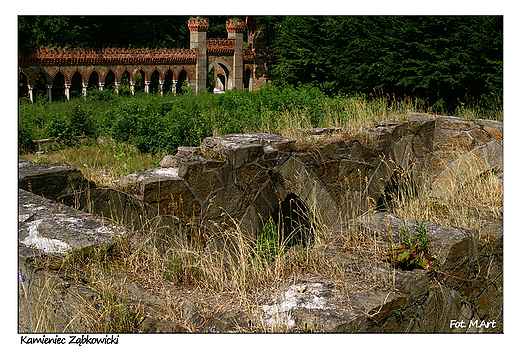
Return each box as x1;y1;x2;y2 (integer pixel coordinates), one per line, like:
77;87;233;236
226;19;247;90
188;18;209;92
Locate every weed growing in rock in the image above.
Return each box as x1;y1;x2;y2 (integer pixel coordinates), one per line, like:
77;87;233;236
384;222;438;271
250;217;282;268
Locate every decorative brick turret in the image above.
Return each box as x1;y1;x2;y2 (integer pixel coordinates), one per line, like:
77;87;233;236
226;20;246;90
189;18;209;92
188;18;209;32
225;20;246;33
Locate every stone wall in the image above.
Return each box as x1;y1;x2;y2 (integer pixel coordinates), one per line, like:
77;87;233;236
117;116;502;240
18;115;503;333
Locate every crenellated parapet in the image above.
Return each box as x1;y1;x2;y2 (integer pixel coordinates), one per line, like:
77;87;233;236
207;39;235;55
19;47;198;66
188;18;209;32
226;20;247;33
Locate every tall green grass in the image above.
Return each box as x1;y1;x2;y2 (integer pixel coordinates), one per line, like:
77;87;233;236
19;84;503;155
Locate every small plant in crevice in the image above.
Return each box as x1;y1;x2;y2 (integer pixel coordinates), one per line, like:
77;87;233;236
249;216;282;268
164;254;202;285
384;222;438;271
392;305;406;324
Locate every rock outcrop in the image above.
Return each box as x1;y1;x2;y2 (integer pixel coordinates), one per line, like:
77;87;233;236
18;115;503;333
113;116;502;241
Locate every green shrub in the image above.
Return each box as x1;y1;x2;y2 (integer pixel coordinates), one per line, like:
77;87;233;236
384;222;438;271
19;83;501;157
109;101;140;142
19;123;36;154
44;104;97;145
87;88;116;102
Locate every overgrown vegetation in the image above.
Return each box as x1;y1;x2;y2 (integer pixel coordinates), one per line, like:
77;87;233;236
21;135;503;332
19;16;502;113
19;83;502;157
19;14;503;333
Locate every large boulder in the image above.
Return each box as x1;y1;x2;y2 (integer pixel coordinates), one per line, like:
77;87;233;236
353;212;478;273
18;160;93;205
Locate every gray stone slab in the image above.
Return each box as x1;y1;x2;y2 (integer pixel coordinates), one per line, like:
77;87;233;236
19;160;91;203
19;189;122;257
353;211;477;273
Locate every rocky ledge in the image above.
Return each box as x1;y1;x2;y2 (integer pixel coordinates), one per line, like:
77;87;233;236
18;118;503;333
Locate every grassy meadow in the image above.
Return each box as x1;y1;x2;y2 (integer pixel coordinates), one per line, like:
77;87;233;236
18;85;503;333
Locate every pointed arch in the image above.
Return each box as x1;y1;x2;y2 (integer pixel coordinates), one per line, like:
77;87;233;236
174;66;191;81
49;67;66;82
208;60;231;92
176;69;188;94
244;68;252;91
87;70;100;91
70;71;84;99
163;69;174;94
104;70;116;90
33;70;49;99
134;69;146;93
119;70;131;96
51;71;66;101
120;70;131;84
239;157;343;241
150;69;160;93
18;71;29;99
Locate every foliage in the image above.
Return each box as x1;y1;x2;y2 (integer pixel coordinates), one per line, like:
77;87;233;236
43;104;97;145
19;83;502;158
385;222;438;271
18;15;237;53
107;96;211;154
250;217;282;268
271;16;502;112
87;89;117;102
19;120;36;154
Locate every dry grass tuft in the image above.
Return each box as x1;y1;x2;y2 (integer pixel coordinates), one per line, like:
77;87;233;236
20;106;502;332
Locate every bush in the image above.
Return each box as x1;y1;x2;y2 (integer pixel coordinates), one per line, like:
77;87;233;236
107;97;214;154
108;101;139;142
44;104;97;145
384;222;438;271
20;83;502;157
19;123;36;154
87;88;116;102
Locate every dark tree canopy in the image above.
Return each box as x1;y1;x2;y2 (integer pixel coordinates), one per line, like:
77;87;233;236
18;15;236;53
271;16;503;109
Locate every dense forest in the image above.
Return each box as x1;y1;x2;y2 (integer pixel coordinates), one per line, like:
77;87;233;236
18;15;502;111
